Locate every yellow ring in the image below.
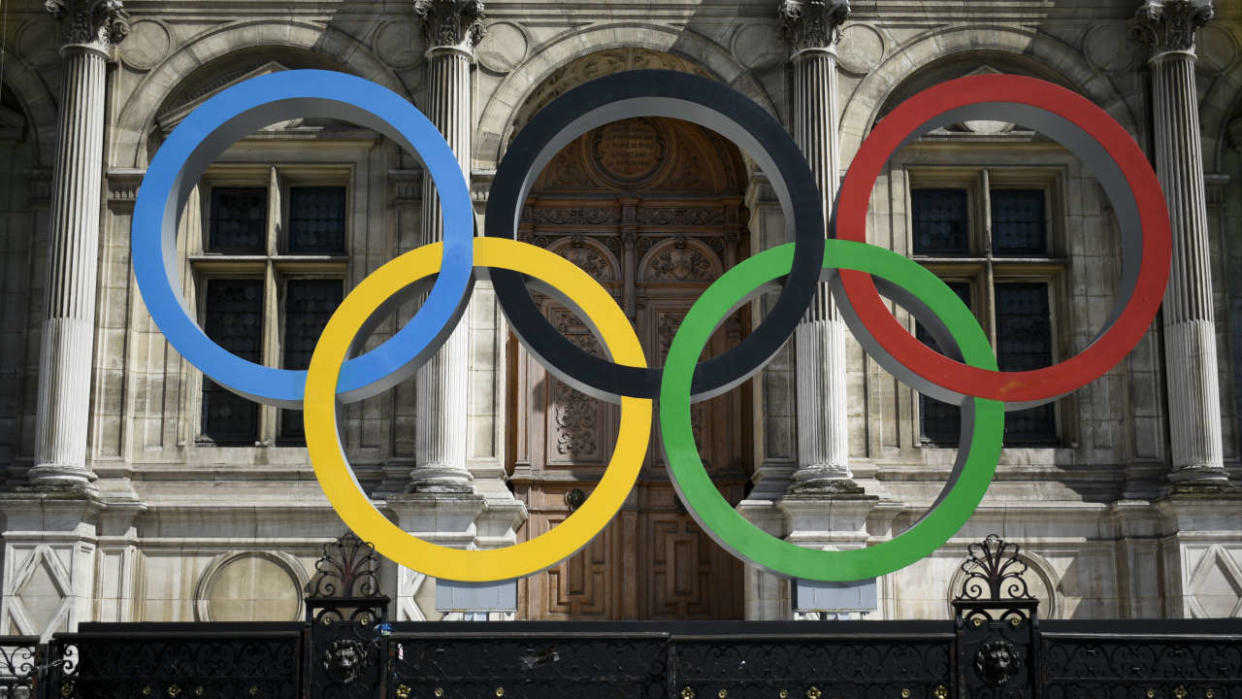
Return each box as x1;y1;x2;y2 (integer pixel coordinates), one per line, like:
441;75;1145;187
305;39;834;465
304;237;651;582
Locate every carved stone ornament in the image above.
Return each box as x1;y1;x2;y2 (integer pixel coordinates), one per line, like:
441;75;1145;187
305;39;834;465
44;0;130;48
778;0;851;52
413;0;486;50
321;638;370;685
1132;0;1214;55
973;638;1020;687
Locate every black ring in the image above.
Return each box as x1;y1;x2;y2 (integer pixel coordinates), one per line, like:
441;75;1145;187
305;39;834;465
485;70;825;401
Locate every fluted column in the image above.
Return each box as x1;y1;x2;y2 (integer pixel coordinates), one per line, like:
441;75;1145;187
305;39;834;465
409;0;484;493
1134;0;1229;484
29;0;128;490
780;0;859;494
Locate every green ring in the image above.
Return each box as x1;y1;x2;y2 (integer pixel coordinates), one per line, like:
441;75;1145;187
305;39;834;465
659;240;1004;581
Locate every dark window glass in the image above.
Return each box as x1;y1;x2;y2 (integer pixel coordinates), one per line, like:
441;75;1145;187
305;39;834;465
279;279;344;443
287;187;347;254
996;282;1057;443
209;187;267;253
918;282;972;445
912;188;970;255
200;279;263;444
991;189;1048;256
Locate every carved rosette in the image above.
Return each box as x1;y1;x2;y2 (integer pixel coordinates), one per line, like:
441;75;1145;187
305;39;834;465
413;0;486;50
1132;0;1214;56
778;0;851;52
44;0;129;51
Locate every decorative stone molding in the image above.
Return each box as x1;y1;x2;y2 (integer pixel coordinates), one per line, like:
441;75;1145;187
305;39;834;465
1132;0;1213;57
413;0;486;51
388;169;423;203
44;0;129;51
193;551;308;623
778;0;851;53
105;168;143;206
24;169;52;204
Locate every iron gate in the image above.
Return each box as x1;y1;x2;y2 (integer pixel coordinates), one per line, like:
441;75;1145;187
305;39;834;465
2;536;1238;699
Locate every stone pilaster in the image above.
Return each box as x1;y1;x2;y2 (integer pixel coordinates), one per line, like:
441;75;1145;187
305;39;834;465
1133;0;1229;485
28;0;128;491
779;0;859;494
409;0;484;493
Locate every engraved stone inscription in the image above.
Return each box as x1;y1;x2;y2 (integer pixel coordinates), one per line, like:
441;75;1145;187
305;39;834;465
592;119;665;182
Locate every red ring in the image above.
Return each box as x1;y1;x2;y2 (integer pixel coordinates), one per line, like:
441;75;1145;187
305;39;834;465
835;74;1170;404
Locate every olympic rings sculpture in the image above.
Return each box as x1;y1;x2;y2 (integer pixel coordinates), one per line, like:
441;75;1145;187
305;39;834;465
132;68;1170;583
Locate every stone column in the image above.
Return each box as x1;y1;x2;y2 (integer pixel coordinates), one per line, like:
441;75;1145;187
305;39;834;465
28;0;129;491
779;0;859;494
408;0;485;493
1134;0;1229;484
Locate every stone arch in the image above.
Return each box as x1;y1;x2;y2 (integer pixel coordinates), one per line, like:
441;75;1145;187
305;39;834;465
474;23;777;169
1201;63;1242;172
0;52;58;167
838;25;1137;164
638;235;724;283
114;19;406;168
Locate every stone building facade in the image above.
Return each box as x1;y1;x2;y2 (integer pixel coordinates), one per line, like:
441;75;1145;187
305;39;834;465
1;0;1241;637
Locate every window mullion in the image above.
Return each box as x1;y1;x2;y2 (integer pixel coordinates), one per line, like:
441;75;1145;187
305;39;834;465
258;260;278;446
259;167;280;446
981;169;998;347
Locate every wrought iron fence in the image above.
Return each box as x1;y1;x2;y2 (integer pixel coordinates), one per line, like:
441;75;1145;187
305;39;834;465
9;535;1240;699
0;636;38;699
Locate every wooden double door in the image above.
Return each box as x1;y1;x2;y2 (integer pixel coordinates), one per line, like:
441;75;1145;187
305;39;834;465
507;117;754;620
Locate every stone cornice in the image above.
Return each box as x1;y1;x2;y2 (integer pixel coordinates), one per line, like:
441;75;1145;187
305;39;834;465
44;0;129;52
778;0;851;53
1132;0;1213;58
413;0;486;51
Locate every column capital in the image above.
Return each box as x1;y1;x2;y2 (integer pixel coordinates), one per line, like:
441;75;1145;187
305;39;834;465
44;0;129;54
778;0;851;55
413;0;486;54
1132;0;1213;59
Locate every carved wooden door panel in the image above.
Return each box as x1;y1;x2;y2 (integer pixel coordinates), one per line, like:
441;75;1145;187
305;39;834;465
512;249;749;621
508;117;752;621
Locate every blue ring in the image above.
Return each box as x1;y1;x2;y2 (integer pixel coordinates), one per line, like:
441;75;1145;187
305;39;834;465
132;70;473;407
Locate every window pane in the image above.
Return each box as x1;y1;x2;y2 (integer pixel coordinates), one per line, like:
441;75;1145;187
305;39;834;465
991;189;1047;256
912;188;970;255
288;186;347;254
996;282;1057;443
209;187;267;253
917;281;972;445
200;279;263;444
279;279;344;443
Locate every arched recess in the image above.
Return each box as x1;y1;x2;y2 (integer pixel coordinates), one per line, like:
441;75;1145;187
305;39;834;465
546;237;621;283
509;113;753;620
0;52;58;167
838;25;1136;164
1201;62;1242;173
474;24;777;169
114;20;405;168
638;236;725;284
193;551;309;622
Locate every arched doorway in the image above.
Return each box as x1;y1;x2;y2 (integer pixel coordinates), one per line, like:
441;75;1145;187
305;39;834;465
507;114;754;620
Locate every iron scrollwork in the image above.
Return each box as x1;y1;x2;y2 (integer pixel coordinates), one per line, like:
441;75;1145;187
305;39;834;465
956;534;1034;604
0;636;40;696
307;533;390;699
954;535;1040;698
307;532;384;601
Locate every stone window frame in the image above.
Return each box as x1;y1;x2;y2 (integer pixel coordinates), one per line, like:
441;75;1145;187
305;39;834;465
904;164;1070;449
188;163;352;447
